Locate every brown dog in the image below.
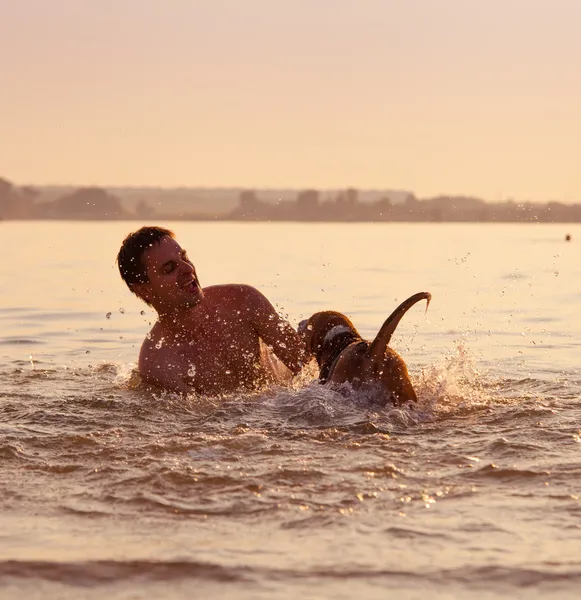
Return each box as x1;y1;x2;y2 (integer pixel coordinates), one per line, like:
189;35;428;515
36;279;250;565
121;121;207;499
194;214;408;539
298;292;431;405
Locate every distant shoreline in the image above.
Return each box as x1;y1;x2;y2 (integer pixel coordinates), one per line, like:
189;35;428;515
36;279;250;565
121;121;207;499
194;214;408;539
2;177;580;223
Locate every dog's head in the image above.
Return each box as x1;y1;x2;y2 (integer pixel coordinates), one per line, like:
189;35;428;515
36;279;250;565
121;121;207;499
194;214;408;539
298;311;360;368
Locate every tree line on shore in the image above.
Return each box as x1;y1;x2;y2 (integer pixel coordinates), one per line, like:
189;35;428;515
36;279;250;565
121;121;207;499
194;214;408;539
2;176;581;223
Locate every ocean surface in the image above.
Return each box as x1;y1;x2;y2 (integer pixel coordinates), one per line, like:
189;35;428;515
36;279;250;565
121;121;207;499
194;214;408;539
1;220;580;599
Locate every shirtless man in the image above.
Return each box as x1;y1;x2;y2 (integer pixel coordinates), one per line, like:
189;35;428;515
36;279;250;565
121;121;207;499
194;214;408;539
117;226;309;395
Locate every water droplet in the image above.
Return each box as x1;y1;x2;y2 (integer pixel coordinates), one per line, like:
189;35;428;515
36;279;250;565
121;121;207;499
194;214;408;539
140;310;145;316
105;312;112;319
119;308;125;314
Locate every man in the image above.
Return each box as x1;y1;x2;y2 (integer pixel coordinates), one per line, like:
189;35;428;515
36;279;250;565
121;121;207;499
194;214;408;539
117;226;309;396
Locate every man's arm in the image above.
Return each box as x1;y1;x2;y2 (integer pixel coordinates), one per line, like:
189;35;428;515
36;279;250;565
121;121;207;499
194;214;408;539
240;285;310;375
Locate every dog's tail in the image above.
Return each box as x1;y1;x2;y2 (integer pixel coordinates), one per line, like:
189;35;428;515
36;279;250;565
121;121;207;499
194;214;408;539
366;292;431;360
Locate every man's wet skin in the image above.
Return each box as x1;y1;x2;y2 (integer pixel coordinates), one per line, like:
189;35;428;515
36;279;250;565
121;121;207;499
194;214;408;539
134;236;308;396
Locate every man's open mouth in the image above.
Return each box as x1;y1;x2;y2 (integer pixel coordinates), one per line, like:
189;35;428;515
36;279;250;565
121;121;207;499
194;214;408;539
181;280;199;292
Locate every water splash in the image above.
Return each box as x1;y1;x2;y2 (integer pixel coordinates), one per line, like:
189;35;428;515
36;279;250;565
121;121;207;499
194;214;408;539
414;342;493;416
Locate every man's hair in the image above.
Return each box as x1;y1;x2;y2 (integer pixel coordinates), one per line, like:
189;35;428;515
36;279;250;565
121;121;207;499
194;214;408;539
117;226;175;289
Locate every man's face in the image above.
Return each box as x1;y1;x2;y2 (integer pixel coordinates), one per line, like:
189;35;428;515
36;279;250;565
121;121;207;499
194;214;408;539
136;236;204;312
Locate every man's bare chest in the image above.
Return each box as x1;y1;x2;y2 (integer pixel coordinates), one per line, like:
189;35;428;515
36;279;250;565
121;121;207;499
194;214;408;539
173;320;260;368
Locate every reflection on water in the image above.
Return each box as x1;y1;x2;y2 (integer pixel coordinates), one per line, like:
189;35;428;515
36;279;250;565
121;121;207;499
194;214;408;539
1;222;581;599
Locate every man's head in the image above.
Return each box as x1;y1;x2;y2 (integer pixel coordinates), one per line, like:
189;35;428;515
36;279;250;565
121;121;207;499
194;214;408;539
117;226;203;312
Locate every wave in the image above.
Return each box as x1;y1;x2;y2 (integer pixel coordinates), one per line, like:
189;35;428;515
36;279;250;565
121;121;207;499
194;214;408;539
0;337;46;346
0;559;247;584
2;558;581;589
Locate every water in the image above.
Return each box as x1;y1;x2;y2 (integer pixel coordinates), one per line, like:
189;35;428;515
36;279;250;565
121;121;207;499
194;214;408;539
1;221;580;599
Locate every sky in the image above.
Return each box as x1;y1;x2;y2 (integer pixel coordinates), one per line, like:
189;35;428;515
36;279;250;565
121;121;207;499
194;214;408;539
1;0;580;201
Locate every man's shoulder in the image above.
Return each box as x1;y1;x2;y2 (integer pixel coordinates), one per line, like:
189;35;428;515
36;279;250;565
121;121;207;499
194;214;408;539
203;283;263;305
137;329;189;393
204;283;258;295
138;325;176;373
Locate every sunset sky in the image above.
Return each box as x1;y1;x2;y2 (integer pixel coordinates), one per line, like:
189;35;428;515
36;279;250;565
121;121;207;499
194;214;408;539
2;0;580;201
